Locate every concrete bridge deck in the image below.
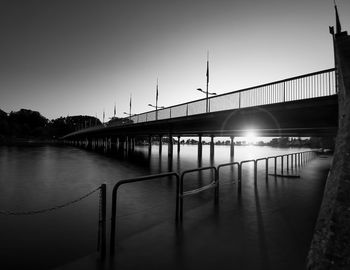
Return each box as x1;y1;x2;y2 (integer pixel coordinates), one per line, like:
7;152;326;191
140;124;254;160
64;95;338;138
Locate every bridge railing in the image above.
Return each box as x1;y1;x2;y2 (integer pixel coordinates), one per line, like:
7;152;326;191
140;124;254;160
66;68;336;137
124;68;336;126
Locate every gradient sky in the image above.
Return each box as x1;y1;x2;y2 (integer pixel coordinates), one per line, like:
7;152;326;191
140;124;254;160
0;0;349;121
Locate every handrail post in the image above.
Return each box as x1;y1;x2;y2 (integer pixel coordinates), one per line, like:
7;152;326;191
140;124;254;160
274;157;277;175
100;184;107;260
109;173;180;257
110;185;118;257
238;163;242;192
215;169;219;204
179;175;184;221
239;92;241;108
254;160;257;184
176;177;180;223
265;158;269;181
281;156;284;175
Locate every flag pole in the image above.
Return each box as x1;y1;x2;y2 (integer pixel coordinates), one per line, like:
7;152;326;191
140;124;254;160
129;94;132;121
103;109;105;124
156;78;159;120
206;51;209;113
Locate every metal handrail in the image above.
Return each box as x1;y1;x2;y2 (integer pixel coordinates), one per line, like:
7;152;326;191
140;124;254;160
128;68;336;123
179;166;217;221
107;149;319;258
64;68;336;137
240;159;256;184
128;68;336;124
217;162;240;182
256;158;268;181
110;172;180;256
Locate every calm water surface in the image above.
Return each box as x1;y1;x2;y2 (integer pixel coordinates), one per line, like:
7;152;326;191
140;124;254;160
0;144;314;269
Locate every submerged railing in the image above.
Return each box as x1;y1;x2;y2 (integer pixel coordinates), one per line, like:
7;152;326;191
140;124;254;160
110;172;180;256
109;149;320;256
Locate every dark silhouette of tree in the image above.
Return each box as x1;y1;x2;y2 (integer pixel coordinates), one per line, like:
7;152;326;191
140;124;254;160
8;109;48;138
0;108;101;143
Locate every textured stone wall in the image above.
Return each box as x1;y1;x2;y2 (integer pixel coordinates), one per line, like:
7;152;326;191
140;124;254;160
307;32;350;269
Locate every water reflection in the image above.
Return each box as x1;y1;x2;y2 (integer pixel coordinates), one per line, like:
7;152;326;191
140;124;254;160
0;144;319;269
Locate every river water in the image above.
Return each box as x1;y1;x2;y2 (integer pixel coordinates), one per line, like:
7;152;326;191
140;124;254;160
0;144;324;269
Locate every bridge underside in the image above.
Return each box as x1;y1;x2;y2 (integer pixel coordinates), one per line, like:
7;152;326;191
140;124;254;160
63;95;338;139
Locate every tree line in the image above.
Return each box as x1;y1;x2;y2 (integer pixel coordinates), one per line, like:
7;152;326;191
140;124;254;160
0;108;101;144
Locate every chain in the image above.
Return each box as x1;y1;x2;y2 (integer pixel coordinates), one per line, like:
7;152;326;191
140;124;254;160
0;186;101;216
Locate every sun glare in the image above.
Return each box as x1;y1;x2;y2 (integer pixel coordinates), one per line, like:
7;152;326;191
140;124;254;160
244;131;257;144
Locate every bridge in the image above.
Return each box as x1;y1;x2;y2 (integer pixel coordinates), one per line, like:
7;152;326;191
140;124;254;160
60;8;350;268
62;68;338;157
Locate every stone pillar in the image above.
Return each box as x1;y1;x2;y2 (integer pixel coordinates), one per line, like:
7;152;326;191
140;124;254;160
308;29;350;269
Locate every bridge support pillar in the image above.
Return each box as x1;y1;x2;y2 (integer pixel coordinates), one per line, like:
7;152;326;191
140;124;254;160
198;135;202;160
159;135;163;155
104;137;107;153
126;136;131;156
131;137;135;152
111;137;117;153
230;136;235;160
127;136;131;154
119;137;125;156
148;136;152;155
177;136;181;154
210;136;215;162
168;134;173;158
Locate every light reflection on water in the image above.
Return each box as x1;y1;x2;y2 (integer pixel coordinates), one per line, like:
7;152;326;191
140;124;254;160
0;144;312;269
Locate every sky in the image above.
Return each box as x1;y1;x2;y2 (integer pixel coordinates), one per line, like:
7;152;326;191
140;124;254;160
0;0;349;122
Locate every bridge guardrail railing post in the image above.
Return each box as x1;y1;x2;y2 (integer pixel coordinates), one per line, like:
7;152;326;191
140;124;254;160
240;159;256;185
179;166;217;222
110;172;180;257
217;161;240;191
256;158;268;183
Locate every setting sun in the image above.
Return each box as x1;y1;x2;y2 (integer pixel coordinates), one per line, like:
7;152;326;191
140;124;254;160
244;130;257;144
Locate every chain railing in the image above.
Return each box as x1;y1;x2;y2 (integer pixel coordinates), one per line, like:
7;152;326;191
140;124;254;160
0;184;107;260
